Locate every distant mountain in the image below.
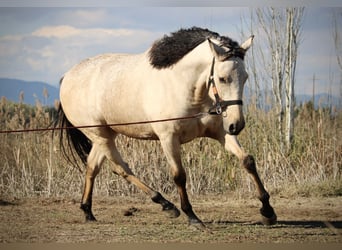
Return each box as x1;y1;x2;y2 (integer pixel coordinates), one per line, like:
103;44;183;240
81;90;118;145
0;77;340;109
244;87;340;110
296;93;341;109
0;78;59;106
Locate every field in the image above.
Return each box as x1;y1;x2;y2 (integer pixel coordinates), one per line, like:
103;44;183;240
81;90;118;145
0;98;341;243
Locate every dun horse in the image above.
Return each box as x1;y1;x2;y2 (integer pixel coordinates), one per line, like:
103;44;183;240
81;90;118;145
56;27;277;227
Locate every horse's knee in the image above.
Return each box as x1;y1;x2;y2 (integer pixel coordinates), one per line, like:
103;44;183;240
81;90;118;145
242;155;257;174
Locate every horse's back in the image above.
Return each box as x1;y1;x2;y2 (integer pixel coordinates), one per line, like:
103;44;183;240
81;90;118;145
62;53;133;89
61;53;139;116
59;52;158;140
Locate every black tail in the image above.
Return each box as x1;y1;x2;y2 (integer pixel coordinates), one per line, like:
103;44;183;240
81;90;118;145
54;81;92;171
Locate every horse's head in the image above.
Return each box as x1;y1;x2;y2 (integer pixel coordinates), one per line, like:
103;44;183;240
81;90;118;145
207;36;253;135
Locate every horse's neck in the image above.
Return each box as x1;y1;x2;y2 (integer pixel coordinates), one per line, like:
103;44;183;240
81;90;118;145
171;42;212;106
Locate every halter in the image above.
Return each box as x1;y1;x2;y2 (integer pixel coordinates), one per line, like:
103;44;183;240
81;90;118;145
207;57;243;115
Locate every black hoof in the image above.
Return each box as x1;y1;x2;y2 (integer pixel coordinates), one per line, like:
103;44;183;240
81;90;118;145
163;204;181;218
261;213;277;226
81;203;97;222
260;205;277;225
151;192;181;218
85;214;97;222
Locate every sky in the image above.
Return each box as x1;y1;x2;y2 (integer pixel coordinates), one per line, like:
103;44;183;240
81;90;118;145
0;1;341;96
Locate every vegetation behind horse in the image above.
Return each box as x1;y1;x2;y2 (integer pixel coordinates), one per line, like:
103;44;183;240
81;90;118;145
0;98;340;199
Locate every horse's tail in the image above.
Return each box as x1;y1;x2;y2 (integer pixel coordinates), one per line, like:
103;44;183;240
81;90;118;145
54;77;92;171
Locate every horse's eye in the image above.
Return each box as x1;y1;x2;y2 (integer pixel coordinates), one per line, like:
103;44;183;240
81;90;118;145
222;76;233;84
219;77;227;83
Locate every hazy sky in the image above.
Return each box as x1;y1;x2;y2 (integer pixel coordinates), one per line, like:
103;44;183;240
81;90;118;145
0;1;341;96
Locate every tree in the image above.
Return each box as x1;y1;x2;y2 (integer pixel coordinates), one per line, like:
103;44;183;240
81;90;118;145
284;8;304;152
332;10;342;71
242;7;304;153
332;10;342;109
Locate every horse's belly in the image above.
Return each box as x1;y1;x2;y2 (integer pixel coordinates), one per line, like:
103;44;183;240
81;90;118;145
110;124;158;140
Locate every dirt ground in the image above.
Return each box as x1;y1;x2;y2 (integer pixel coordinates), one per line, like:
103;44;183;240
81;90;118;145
0;194;341;243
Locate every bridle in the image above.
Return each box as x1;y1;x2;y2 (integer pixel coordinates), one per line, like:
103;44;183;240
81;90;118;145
207;57;243;115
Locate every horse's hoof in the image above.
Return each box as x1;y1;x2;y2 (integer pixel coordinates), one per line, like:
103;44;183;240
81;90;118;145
163;205;181;218
85;215;97;222
81;203;97;222
261;213;277;226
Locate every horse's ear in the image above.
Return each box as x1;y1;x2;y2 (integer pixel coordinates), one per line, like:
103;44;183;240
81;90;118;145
240;35;254;51
208;38;227;61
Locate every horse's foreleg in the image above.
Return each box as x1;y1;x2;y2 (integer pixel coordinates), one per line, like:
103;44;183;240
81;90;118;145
160;136;204;227
223;134;277;225
80;144;105;221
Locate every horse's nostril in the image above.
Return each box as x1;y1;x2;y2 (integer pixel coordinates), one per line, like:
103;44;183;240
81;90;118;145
229;124;236;134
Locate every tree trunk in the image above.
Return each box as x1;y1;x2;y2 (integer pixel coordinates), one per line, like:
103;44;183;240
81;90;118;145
285;8;294;153
284;8;304;153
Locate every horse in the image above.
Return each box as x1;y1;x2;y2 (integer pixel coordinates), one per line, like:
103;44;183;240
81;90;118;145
56;27;277;227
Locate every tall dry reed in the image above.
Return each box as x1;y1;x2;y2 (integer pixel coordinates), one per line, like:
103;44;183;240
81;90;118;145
0;97;341;201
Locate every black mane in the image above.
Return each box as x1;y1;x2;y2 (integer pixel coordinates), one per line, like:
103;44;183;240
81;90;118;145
149;27;241;69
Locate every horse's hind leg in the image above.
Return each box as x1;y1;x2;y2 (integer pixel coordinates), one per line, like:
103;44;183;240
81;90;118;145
223;134;277;225
81;143;105;221
104;138;180;218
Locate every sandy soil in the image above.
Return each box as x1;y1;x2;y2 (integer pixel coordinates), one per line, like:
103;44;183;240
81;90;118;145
0;194;341;243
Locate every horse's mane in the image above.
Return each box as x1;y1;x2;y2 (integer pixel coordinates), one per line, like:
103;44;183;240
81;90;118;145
149;26;241;69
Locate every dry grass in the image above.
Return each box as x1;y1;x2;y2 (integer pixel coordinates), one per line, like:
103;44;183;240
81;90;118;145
0;97;341;200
